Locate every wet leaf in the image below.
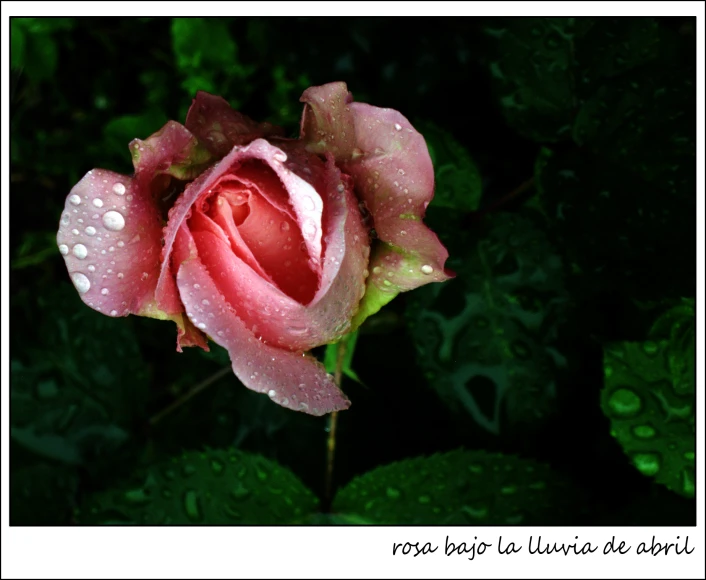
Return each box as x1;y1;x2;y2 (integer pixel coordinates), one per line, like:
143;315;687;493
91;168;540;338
78;448;319;524
407;211;570;435
601;335;695;498
333;449;584;524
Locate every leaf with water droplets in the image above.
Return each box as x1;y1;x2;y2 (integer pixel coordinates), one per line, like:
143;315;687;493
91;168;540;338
78;449;318;524
333;449;584;525
601;322;695;499
406;211;570;436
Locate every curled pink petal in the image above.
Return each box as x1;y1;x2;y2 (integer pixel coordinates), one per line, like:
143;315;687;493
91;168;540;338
185;91;284;157
300;82;355;158
298;83;452;311
175;226;350;416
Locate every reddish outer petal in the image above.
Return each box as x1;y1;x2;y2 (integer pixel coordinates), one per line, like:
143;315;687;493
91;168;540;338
188;159;369;352
185;91;284;158
57;169;162;317
157;139;326;311
300;82;356;159
175;227;350;416
130;121;212;181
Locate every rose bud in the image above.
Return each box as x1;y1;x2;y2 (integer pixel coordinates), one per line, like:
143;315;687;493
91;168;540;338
56;82;453;416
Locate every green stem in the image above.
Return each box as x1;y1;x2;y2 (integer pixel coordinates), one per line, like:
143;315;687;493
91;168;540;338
324;339;347;511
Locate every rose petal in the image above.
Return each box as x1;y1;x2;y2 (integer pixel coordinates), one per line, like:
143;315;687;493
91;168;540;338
175;226;350;416
130;121;213;182
298;83;453;325
300;82;356;158
189;157;369;352
157;139;327;310
57;169;161;318
185;91;285;157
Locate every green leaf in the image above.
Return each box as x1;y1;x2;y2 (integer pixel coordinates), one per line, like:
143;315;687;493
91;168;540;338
171;18;253;101
534;147;694;300
417;121;483;212
649;298;695;396
601;339;695;498
406;211;569;435
333;449;584;524
486;18;670;143
78;449;319;524
11;284;150;466
485;18;578;142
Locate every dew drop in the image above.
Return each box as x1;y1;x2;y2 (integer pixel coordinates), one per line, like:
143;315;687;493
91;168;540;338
268;389;277;399
273;151;287;162
101;288;109;296
280;221;290;232
421;264;434;275
69;194;81;206
71;273;91;293
394;123;402;131
88;265;96;272
85;226;96;236
302;221;317;237
102;210;125;231
110;310;118;316
112;182;126;195
92;198;104;208
58;244;69;256
72;244;88;259
197;322;207;330
71;229;80;235
117;272;123;279
372;266;382;274
337;183;345;193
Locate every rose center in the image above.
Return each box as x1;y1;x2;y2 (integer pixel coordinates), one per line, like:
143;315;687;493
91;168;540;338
203;180;319;305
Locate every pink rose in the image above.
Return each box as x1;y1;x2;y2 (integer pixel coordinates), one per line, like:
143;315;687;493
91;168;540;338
56;82;452;416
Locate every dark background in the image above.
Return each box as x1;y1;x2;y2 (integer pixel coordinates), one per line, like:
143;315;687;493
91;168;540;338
10;17;696;525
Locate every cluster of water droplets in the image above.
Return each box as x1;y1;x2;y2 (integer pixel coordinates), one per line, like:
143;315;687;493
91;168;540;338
59;176;132;315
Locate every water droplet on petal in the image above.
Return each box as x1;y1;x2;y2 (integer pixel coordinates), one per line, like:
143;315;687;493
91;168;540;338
202;299;210;306
101;288;109;295
280;221;290;233
337;183;345;193
58;244;69;256
102;210;125;231
197;322;207;330
394;123;402;131
372;266;382;274
117;272;123;279
112;182;126;195
71;229;80;235
92;198;104;208
302;196;315;211
71;273;91;293
69;194;81;205
421;264;434;275
110;310;118;316
85;226;96;236
268;389;277;399
273;151;287;162
72;244;88;259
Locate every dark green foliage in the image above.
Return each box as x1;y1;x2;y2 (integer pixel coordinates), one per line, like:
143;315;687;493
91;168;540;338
601;301;696;499
407;211;570;435
333;449;585;525
10;17;695;526
78;449;319;524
